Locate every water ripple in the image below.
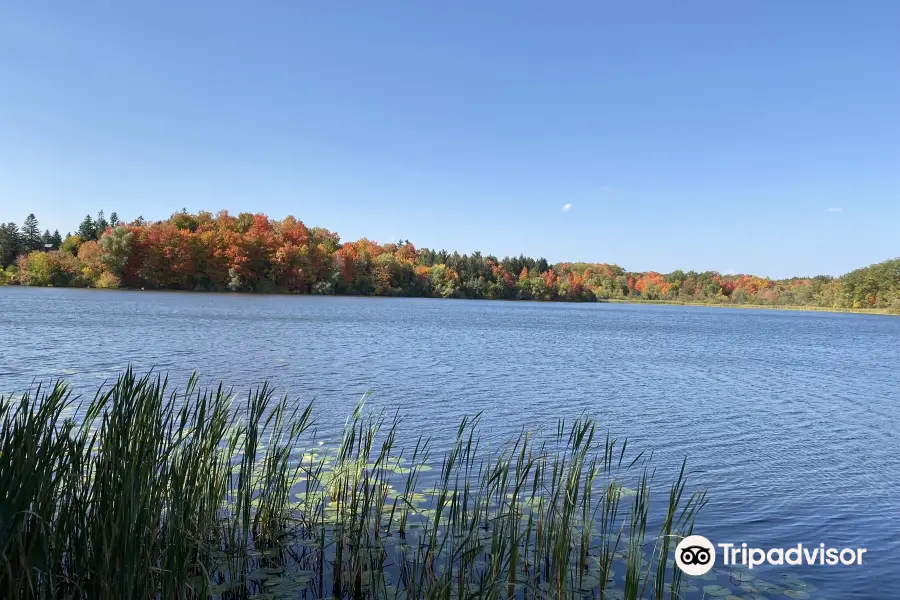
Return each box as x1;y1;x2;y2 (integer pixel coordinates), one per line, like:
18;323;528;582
1;288;898;599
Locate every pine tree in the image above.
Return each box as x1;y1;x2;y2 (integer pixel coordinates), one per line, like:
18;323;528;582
41;229;53;249
95;210;109;235
50;229;63;249
21;214;41;251
109;212;119;227
78;214;96;241
0;222;22;266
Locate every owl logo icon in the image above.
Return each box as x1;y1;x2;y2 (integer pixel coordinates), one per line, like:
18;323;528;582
675;535;715;576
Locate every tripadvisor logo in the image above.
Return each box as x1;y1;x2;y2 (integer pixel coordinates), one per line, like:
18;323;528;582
674;535;868;575
675;535;715;576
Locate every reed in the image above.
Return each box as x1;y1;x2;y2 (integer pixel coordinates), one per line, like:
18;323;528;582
0;369;707;599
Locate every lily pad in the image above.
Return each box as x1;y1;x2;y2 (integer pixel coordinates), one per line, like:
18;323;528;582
752;581;783;593
702;585;731;597
731;570;755;583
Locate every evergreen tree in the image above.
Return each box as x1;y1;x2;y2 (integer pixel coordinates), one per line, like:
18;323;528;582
21;214;42;251
0;222;21;266
50;229;63;249
78;214;97;241
95;210;109;235
41;229;53;249
109;212;119;227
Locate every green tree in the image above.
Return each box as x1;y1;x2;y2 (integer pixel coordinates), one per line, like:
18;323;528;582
99;226;134;276
60;234;83;256
0;222;22;266
17;250;83;287
731;287;749;303
428;264;460;298
78;215;97;241
50;230;63;249
21;214;42;251
0;265;17;285
169;209;199;232
109;212;119;226
95;210;109;235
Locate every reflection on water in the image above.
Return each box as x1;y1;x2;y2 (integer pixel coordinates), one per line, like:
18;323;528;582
1;287;897;598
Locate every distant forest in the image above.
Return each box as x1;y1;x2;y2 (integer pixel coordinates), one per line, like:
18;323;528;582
1;210;898;312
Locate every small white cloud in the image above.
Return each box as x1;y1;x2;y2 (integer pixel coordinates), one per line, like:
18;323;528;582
600;185;612;192
827;207;843;212
561;203;572;212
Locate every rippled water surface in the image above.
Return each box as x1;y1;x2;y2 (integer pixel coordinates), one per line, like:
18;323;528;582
1;287;898;598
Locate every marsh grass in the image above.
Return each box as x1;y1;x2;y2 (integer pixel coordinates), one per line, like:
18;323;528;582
0;369;707;599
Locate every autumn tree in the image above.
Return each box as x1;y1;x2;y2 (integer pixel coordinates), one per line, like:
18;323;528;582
77;240;104;282
59;234;83;256
137;223;199;289
17;250;83;287
10;206;897;311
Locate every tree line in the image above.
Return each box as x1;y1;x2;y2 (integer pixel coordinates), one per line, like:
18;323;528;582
1;209;898;312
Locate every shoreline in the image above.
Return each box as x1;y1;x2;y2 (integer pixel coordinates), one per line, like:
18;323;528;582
598;297;898;316
3;283;897;316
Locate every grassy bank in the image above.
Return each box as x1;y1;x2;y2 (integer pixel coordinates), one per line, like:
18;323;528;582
1;369;715;599
599;297;898;316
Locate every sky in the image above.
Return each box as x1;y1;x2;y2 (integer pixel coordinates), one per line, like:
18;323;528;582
1;1;898;279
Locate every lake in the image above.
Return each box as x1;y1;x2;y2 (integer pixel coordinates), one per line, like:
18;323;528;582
1;286;897;599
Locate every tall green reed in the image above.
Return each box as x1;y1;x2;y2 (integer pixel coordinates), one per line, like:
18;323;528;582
0;368;706;599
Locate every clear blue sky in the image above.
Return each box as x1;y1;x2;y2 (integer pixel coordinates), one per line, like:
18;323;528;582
1;2;898;278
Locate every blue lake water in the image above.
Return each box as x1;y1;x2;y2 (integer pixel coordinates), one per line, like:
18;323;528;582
1;286;897;599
